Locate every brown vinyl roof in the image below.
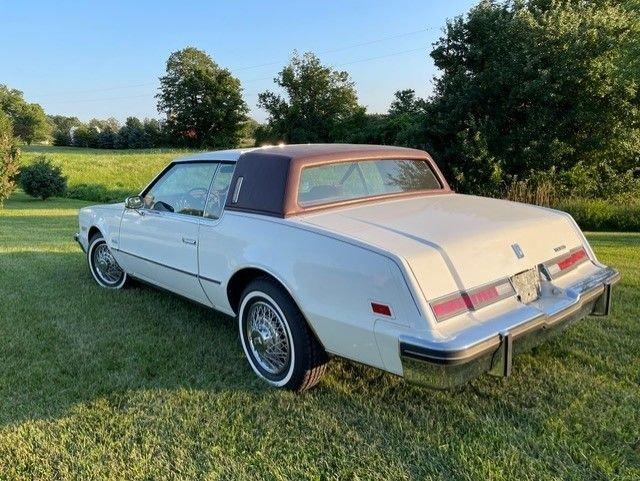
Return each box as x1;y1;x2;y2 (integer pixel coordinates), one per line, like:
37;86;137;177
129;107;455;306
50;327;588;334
224;144;451;217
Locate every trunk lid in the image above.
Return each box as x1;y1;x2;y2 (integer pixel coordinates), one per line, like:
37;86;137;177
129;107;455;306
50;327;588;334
294;193;583;300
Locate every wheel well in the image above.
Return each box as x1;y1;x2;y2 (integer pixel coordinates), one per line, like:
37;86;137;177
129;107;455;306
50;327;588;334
88;226;101;242
226;268;280;315
226;267;327;351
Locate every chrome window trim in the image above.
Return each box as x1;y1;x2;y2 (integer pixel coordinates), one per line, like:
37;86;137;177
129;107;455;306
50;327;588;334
203;162;236;222
139;160;221;219
232;176;243;204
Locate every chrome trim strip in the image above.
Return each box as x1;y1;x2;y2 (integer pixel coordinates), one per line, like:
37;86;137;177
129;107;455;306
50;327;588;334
232;176;243;203
115;248;222;285
199;275;222;285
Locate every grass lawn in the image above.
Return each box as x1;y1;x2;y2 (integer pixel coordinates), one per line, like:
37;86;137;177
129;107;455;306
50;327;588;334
21;145;193;202
0;192;639;480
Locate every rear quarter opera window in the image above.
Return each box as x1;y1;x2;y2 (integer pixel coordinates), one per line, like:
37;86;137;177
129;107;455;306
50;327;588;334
297;158;442;207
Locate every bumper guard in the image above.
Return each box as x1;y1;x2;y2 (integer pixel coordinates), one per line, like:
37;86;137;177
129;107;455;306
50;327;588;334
400;266;620;389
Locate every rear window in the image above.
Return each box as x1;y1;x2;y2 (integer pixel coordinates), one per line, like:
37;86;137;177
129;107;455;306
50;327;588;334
297;158;442;207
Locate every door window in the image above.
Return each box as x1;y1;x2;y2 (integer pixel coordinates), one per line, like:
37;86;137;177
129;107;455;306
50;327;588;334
204;163;235;220
143;162;217;217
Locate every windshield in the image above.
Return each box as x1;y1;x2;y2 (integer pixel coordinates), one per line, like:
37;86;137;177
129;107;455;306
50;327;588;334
297;158;442;207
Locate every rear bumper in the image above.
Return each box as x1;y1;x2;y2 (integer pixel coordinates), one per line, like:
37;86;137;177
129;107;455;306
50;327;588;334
399;266;620;389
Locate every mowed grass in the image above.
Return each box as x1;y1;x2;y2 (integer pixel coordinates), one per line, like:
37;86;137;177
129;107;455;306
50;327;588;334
0;192;639;480
21;145;193;201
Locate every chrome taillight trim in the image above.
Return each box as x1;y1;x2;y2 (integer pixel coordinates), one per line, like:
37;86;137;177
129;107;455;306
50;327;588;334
541;246;589;280
430;278;516;322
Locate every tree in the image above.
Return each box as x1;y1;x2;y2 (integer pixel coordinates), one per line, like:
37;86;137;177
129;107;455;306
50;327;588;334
89;118;120;149
0;111;19;207
425;0;640;194
97;126;118;149
257;52;365;143
381;90;428;147
239;118;259;146
49;115;81;146
157;47;248;148
116;117;149;149
0;85;51;144
72;124;98;148
143;118;164;147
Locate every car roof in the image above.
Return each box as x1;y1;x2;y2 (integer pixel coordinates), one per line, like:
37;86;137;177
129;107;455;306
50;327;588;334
173;143;429;163
218;143;450;218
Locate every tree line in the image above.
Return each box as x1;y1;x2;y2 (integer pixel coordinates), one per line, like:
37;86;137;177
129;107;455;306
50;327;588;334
2;0;639;201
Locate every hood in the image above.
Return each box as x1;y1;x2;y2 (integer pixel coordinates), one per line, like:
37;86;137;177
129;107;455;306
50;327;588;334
294;194;583;299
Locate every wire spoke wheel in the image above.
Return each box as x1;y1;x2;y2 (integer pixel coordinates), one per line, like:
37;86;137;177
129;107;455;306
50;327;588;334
246;301;291;375
92;243;124;285
239;280;328;391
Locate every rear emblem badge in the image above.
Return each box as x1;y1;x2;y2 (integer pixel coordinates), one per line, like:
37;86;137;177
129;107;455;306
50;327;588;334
512;243;524;259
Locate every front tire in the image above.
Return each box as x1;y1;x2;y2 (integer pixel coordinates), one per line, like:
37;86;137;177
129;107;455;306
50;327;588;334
238;278;328;391
88;233;128;289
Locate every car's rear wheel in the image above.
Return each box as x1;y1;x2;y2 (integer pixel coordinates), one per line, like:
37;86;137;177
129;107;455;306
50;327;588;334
238;278;328;391
88;233;128;289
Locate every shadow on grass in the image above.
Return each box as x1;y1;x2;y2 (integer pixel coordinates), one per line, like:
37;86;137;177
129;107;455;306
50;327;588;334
0;249;253;426
0;248;491;426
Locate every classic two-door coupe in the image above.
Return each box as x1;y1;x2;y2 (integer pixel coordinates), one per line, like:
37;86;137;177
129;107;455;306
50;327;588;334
75;144;619;391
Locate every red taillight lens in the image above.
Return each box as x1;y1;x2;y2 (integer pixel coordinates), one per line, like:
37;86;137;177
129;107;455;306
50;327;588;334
431;295;470;319
371;302;392;317
430;279;515;322
543;247;589;278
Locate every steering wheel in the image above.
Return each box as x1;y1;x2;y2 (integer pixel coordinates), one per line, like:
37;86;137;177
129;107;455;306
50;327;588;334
187;187;208;202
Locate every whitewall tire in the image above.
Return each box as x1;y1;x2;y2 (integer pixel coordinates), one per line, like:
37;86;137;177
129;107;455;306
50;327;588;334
87;233;128;289
238;278;328;391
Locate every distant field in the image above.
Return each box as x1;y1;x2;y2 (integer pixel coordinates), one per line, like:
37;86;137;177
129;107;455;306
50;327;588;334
21;145;194;202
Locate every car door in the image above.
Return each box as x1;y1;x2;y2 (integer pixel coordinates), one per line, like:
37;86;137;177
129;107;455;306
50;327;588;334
118;161;218;305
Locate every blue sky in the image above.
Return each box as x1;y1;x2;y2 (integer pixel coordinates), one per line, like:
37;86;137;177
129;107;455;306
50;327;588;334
1;1;477;123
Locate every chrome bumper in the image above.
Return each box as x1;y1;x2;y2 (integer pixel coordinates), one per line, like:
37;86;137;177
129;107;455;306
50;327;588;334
400;266;620;389
73;233;86;253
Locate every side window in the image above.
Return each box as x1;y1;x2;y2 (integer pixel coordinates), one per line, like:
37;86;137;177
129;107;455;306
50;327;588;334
204;163;235;220
143;163;218;217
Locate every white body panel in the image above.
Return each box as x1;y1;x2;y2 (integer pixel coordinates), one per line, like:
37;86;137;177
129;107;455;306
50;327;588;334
295;194;583;301
197;211;422;369
118;210;209;304
77;152;614;380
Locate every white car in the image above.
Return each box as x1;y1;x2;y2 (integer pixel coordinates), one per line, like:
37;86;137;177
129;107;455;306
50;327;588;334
75;144;619;391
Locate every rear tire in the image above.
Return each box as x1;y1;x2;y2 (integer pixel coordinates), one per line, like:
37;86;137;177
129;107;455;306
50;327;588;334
238;278;328;391
87;233;128;289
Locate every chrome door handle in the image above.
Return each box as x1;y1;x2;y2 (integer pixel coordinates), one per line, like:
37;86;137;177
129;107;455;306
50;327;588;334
182;237;197;245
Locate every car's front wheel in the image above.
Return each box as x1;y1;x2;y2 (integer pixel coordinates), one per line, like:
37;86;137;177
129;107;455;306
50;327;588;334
88;233;128;289
238;278;328;391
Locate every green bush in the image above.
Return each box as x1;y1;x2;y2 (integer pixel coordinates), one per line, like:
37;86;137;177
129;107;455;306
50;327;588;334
0;111;19;207
556;199;640;232
19;157;67;200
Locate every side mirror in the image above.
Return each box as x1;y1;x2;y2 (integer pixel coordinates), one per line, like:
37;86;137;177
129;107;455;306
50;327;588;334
125;195;144;210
